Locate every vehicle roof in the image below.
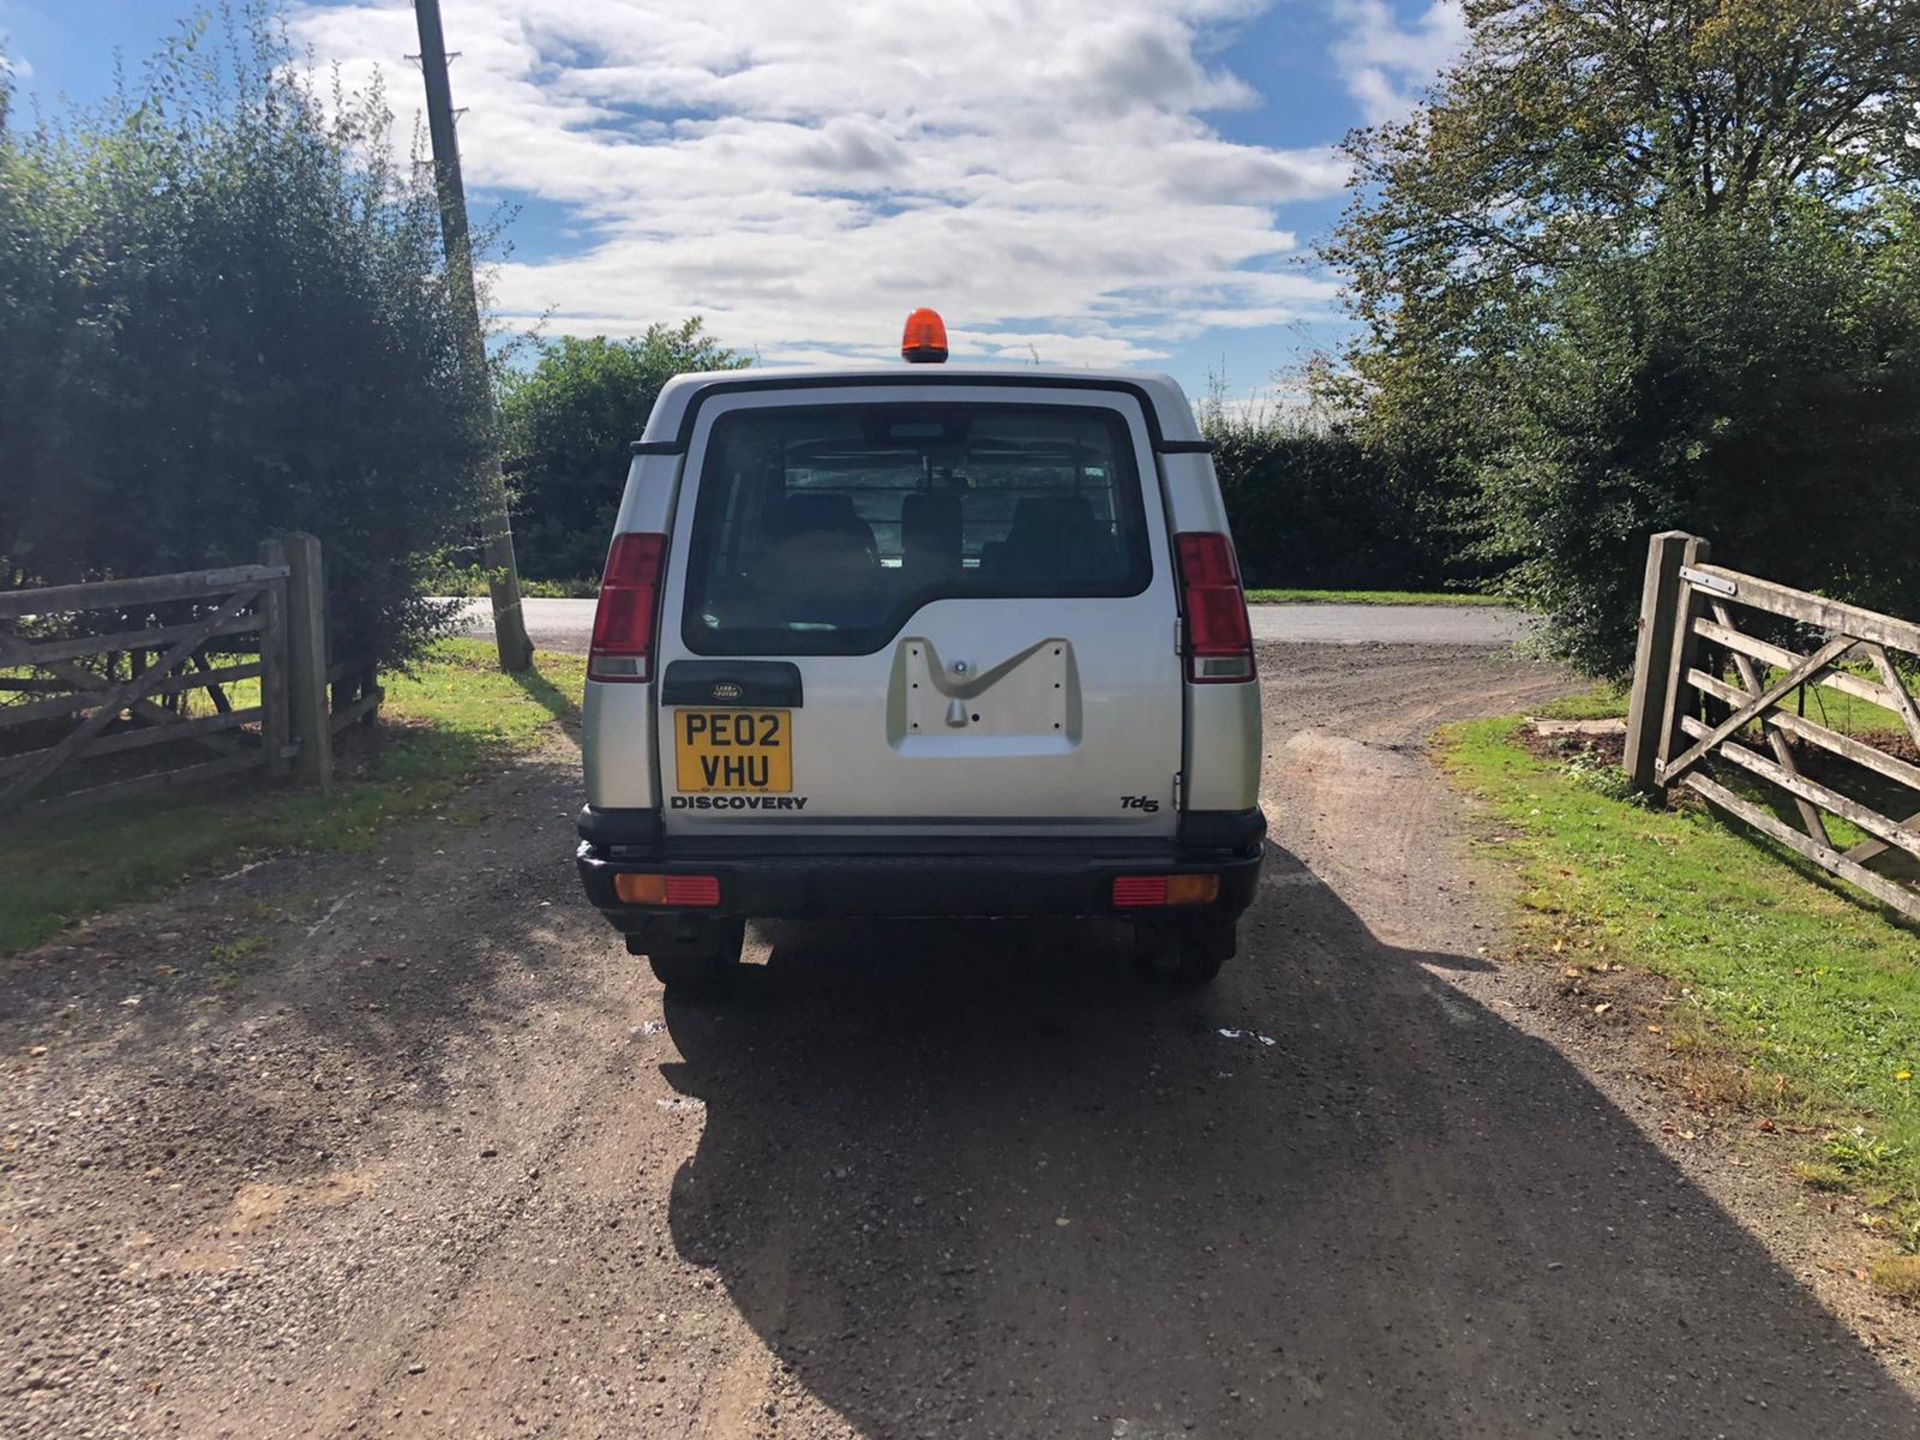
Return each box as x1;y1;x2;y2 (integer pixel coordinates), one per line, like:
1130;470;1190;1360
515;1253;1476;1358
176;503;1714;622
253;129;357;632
638;365;1202;448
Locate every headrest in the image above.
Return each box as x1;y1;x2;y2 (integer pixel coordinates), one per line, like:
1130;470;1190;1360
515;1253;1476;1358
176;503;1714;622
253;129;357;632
1009;495;1100;538
776;492;868;539
901;492;962;538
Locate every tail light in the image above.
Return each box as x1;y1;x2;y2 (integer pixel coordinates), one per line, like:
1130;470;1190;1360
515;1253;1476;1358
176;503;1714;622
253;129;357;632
665;875;722;907
1174;533;1254;683
589;532;667;682
613;873;721;907
1112;874;1221;907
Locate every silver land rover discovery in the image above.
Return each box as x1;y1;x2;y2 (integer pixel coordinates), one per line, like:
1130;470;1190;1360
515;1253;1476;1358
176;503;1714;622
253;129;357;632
575;310;1265;992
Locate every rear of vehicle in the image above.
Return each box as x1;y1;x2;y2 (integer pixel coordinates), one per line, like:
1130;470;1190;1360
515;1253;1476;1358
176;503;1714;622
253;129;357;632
575;344;1263;990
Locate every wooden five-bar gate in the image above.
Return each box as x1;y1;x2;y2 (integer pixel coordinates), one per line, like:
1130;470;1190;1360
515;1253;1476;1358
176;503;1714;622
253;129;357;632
1626;531;1920;924
0;532;370;818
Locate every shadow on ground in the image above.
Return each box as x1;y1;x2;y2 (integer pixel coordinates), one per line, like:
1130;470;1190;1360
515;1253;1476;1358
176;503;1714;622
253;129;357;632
508;658;583;730
662;844;1917;1439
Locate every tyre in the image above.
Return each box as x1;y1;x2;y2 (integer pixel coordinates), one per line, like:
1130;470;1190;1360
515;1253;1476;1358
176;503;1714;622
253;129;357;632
636;919;745;998
1134;918;1235;989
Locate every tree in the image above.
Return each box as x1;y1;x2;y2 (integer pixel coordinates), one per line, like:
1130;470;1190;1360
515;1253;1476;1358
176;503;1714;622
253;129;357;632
1479;205;1920;674
0;7;495;666
1323;0;1920;671
499;323;748;580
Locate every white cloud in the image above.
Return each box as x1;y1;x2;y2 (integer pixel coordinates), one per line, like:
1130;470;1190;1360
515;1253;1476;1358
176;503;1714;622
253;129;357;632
1328;0;1465;126
289;1;1347;366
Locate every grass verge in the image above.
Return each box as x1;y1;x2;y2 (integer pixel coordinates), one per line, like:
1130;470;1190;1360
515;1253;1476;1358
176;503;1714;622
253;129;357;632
1438;717;1920;1244
425;565;597;598
1532;682;1631;721
0;640;584;957
1245;588;1508;607
1531;673;1910;735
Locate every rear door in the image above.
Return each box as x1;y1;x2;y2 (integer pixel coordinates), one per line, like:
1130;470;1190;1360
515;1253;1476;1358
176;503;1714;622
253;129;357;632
654;383;1182;838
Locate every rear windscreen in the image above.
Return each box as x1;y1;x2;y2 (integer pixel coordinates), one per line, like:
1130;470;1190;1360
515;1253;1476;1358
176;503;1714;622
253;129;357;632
680;402;1152;655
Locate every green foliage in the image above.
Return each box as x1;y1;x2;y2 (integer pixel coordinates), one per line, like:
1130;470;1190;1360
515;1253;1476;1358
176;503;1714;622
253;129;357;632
1325;0;1920;675
0;7;495;665
1830;1128;1906;1177
500;323;747;580
1559;747;1642;805
1198;385;1486;592
1479;207;1920;673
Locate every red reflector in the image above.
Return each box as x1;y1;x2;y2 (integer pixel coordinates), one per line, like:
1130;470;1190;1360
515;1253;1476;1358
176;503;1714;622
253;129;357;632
664;875;720;907
1112;875;1169;908
1175;532;1254;684
901;307;950;364
589;532;667;683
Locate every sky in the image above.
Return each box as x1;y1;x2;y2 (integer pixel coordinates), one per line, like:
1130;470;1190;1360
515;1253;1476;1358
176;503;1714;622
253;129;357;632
0;0;1465;399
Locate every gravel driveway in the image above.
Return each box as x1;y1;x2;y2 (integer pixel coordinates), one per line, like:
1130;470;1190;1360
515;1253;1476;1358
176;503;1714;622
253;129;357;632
3;640;1916;1438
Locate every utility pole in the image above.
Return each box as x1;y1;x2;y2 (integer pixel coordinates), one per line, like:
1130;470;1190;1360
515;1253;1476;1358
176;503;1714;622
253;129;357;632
413;0;534;672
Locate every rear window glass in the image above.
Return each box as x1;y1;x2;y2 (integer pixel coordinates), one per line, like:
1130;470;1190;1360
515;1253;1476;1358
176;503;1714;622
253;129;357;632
680;402;1151;655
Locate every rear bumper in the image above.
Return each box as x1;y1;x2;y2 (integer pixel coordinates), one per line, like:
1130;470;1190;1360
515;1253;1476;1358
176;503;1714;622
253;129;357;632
575;807;1265;931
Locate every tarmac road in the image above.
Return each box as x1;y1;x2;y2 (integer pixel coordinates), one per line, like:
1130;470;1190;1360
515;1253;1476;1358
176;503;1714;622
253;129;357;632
446;596;1532;652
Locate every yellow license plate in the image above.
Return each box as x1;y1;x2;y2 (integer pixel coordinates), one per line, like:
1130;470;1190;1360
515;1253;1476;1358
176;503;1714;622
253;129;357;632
673;709;792;793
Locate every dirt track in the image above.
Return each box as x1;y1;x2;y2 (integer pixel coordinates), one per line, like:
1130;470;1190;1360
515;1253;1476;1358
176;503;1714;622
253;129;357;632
4;641;1918;1438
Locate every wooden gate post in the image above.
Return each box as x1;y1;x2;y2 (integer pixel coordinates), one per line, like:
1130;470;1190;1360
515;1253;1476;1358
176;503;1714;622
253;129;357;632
259;539;291;779
1654;535;1712;780
1625;531;1694;792
284;532;334;790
